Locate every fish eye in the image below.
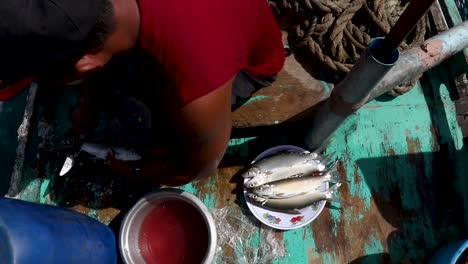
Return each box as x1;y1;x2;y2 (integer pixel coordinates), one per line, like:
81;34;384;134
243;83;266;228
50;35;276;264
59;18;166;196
247;180;257;188
248;171;255;176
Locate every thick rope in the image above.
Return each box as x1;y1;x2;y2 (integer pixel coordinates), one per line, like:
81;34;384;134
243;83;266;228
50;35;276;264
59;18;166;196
271;0;429;96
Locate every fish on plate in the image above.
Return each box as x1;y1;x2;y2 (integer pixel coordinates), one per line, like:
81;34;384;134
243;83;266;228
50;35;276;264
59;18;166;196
252;166;347;199
246;183;346;214
243;151;335;188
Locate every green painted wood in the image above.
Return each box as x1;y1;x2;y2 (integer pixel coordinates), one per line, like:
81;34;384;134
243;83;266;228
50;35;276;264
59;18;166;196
178;70;468;263
442;0;468;61
9;52;468;263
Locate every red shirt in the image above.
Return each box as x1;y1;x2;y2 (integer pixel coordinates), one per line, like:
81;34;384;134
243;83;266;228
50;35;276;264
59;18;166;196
138;0;285;106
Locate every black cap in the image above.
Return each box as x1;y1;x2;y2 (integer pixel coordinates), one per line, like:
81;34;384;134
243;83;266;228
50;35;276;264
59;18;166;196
0;0;105;82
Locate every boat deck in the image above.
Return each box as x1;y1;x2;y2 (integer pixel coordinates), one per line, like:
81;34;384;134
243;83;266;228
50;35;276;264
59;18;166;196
1;1;467;263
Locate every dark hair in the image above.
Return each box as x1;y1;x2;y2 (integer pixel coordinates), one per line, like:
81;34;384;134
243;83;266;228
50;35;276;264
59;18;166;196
37;0;117;80
85;0;117;52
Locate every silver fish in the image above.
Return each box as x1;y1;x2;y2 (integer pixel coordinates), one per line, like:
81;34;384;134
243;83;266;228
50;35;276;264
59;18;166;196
242;151;319;178
80;143;142;161
243;152;334;188
244;159;337;189
253;170;347;199
247;183;345;214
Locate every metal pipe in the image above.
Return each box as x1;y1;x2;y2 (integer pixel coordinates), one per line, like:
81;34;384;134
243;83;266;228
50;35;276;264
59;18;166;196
304;38;400;151
304;20;468;151
373;0;436;62
369;20;468;100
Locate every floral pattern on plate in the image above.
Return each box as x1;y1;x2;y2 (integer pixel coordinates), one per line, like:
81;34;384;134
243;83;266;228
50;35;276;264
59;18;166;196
290;216;305;225
263;213;282;225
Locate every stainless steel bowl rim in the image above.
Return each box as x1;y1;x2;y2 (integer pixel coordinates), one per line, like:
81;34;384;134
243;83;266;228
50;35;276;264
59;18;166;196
119;188;217;264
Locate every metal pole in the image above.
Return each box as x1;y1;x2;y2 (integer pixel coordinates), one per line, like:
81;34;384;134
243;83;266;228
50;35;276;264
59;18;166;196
304;38;400;151
369;20;468;100
304;20;468;151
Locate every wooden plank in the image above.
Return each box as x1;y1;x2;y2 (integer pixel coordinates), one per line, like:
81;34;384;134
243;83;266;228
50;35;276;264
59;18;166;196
6;83;38;197
430;1;450;32
431;1;468;137
0;89;29;195
232;54;330;128
455;73;468;97
455;98;468;136
443;0;468;62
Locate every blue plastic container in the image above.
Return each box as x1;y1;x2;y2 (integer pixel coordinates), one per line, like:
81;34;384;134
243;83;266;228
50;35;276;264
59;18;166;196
0;197;117;264
429;239;468;264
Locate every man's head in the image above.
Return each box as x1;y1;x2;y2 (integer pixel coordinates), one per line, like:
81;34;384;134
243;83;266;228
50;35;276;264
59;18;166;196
0;0;140;85
74;0;140;78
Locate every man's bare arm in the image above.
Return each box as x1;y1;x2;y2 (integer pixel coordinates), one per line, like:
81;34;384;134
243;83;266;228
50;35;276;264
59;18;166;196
110;77;233;186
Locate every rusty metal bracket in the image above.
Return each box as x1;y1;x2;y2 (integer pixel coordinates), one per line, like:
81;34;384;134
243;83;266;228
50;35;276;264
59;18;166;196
432;1;468;137
455;74;468;136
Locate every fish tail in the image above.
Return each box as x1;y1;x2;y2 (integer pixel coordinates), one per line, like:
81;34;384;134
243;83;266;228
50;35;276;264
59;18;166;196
325;160;338;174
321;156;338;170
324;183;350;205
324;182;342;193
323;163;350;184
326;196;351;206
327;179;350;184
320;151;336;161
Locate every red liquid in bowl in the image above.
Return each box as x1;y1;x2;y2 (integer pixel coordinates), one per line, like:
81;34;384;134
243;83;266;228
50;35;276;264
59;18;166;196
138;200;209;264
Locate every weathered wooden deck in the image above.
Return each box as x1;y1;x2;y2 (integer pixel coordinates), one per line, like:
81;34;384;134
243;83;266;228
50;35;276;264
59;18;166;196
1;1;467;263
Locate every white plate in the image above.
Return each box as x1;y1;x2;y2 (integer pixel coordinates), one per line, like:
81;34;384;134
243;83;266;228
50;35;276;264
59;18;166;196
243;145;328;230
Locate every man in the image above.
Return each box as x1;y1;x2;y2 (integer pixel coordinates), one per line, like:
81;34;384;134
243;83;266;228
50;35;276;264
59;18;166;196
0;0;285;186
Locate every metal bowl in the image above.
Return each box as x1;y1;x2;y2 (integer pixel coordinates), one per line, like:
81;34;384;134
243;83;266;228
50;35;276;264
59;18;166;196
119;188;217;264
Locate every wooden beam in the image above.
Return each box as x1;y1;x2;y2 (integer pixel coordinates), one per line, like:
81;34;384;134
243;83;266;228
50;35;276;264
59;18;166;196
6;83;38;197
232;54;330;128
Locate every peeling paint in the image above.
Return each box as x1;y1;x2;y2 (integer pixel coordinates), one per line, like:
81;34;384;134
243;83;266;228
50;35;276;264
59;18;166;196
243;95;270;105
322;252;338;264
39;179;50;204
364;235;384;255
282;229;312;264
